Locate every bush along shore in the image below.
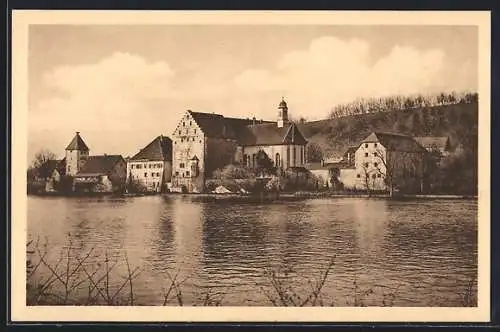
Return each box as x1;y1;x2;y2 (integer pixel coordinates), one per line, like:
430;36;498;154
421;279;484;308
26;235;477;307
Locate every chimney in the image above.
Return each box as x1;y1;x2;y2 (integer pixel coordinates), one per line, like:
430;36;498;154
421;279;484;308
76;131;80;135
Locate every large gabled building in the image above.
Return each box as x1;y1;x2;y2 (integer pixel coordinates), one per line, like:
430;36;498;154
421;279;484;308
339;132;428;193
171;98;308;193
126;135;173;193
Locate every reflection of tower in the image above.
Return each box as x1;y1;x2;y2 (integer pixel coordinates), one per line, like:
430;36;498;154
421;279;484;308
277;97;289;128
65;131;89;176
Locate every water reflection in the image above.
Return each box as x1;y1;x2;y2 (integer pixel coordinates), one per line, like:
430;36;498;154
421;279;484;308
27;196;478;306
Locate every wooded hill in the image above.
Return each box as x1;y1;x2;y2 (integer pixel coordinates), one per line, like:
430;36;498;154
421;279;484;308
298;101;478;159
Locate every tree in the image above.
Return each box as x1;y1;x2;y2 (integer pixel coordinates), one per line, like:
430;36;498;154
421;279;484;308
30;149;58;179
306;142;324;163
372;148;424;197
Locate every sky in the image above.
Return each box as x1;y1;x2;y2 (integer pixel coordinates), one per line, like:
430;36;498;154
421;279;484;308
27;25;478;161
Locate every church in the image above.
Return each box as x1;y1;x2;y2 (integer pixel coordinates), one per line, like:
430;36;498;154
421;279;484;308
171;98;308;193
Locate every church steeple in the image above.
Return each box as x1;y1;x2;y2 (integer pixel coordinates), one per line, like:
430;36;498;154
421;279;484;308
277;97;288;128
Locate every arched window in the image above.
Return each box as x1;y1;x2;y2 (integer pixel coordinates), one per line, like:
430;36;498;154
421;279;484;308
275;153;281;167
286;146;291;168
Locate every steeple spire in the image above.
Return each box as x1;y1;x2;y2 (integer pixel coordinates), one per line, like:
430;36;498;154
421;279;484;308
277;97;289;128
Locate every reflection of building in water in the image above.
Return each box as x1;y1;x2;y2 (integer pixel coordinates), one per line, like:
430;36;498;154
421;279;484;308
351;199;389;258
171;198;204;277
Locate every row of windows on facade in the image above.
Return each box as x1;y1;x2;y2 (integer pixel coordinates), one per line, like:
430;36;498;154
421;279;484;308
242;150;305;168
363;152;382;158
357;173;382;179
138;172;162;178
364;143;378;148
176;137;202;144
130;163;163;169
362;161;380;168
175;170;191;177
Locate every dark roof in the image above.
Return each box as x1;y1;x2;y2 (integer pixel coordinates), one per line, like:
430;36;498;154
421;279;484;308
130;135;172;161
238;122;307;146
65;132;89;151
187;110;306;146
361;132;427;153
76;155;124;176
413;137;450;150
188;111;269;139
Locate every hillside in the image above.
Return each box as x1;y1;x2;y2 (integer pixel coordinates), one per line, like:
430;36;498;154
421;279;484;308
298;102;478;159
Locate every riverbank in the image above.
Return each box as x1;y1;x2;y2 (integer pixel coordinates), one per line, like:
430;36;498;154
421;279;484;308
28;190;478;201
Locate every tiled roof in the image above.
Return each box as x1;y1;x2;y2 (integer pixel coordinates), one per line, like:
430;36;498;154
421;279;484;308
130;135;172;161
187;110;307;146
65;132;89;151
361;132;427;153
238;122;307;146
76;155;124;176
414;136;450;150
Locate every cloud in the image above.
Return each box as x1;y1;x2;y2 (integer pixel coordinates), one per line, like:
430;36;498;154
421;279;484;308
28;36;477;161
233;36;457;120
29;52;180;159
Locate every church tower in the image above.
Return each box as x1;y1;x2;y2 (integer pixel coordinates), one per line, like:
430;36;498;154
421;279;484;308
65;131;89;176
277;97;289;128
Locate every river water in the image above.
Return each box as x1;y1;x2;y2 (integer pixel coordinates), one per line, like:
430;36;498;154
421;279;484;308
27;195;477;306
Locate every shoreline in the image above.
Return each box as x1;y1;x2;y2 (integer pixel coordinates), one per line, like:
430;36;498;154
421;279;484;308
28;191;478;201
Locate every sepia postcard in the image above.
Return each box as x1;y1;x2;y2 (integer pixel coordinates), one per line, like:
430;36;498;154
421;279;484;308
11;10;491;322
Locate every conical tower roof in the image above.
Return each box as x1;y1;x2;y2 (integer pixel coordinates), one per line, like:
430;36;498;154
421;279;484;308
65;132;89;151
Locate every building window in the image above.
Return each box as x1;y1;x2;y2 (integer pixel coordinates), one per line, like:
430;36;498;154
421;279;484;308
365;143;368;148
372;174;376;179
186;171;190;177
180;163;185;168
183;122;185;127
175;171;179;176
292;146;296;166
374;143;378;147
374;162;378;167
275;153;281;167
365;153;368;157
364;162;369;168
189;121;192;126
377;174;381;178
144;173;147;177
151;172;155;177
357;174;361;178
194;129;197;134
156;172;160;177
192;137;195;141
130;165;134;169
373;152;377;157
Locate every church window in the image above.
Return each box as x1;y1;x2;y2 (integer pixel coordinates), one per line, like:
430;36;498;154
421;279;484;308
286;146;290;167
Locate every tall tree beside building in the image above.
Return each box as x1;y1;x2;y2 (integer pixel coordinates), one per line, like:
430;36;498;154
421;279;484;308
30;149;58;179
